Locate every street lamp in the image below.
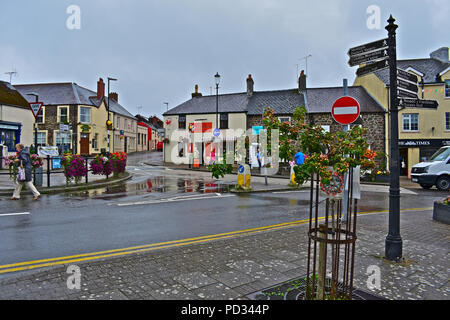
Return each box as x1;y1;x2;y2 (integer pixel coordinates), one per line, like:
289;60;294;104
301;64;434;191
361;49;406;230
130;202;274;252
215;72;221;130
107;77;117;155
27;92;39;183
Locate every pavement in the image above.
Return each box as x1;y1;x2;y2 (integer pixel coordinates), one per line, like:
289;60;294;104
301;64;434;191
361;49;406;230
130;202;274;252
0;151;447;300
0;205;448;300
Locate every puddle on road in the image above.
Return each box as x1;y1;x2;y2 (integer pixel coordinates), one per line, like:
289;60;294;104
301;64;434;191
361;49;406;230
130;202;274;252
67;176;233;200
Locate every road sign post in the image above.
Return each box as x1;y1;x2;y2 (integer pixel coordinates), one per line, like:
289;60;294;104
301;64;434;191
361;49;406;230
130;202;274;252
385;15;402;262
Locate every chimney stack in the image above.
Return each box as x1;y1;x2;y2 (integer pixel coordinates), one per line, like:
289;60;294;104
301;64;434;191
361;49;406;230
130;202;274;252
430;47;449;63
191;84;202;98
298;70;307;92
246;74;254;97
109;92;118;102
97;78;105;99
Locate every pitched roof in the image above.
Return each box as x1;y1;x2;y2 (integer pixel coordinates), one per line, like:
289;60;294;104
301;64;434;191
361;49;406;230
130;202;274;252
164;86;384;116
374;58;450;85
304;86;385;113
0;81;30;108
14;82;136;119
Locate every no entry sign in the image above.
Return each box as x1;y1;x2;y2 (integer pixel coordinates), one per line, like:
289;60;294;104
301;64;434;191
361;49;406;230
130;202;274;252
332;96;360;125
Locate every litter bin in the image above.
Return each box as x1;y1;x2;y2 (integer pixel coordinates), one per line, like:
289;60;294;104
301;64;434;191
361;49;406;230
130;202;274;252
34;167;43;187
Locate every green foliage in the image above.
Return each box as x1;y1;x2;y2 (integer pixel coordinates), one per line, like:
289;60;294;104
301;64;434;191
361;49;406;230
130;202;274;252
208;153;233;179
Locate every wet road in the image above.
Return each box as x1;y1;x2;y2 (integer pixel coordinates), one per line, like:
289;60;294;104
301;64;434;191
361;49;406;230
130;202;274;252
0;152;447;272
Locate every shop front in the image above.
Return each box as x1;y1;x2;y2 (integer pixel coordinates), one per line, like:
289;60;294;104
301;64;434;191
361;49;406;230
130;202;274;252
399;139;450;177
0;120;22;153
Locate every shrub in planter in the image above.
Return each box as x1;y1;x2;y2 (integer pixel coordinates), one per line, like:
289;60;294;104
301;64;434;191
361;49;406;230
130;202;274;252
62;154;87;185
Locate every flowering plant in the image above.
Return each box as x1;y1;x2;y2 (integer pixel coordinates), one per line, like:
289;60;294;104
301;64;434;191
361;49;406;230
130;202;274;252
62;154;87;184
90;155;113;176
110;152;128;176
4;154;20;181
443;196;450;206
30;153;44;170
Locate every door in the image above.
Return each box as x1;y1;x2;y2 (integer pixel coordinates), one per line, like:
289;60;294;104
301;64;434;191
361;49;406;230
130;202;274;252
80;133;90;155
399;148;408;176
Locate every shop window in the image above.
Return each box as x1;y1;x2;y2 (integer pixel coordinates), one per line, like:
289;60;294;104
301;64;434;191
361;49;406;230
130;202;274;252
402;114;419;132
445;80;450;98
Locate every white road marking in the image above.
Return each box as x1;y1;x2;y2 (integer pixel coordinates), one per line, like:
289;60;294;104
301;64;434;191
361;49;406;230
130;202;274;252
0;212;31;217
272;190;309;194
117;194;235;207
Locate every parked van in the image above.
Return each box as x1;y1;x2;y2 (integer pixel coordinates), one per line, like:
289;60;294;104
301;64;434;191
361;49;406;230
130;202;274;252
411;146;450;191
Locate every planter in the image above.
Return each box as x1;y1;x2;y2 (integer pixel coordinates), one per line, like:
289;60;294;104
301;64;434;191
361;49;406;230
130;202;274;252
433;202;450;225
361;175;390;183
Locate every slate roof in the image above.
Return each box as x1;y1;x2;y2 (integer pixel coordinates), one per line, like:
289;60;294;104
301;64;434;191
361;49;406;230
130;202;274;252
0;81;29;108
15;82;136;119
164;86;384;116
305;86;385;113
374;58;450;85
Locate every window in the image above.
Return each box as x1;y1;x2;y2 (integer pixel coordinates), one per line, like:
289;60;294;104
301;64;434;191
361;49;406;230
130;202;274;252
278;117;291;123
321;125;330;133
402;113;419;131
446;112;450;131
80;107;91;124
36;107;44;123
116;117;120;129
59;107;68;123
220;114;229;129
55;130;71;153
445;80;450;98
178;115;186;129
36;132;47;146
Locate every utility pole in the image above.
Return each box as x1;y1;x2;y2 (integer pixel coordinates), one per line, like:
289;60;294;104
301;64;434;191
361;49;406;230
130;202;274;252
385;15;402;262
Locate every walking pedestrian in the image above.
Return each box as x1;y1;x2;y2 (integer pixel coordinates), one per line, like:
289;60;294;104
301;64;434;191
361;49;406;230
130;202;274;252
256;147;262;173
11;144;41;201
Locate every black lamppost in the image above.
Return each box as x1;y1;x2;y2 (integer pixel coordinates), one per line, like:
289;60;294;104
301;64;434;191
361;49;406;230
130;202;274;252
215;72;221;130
107;77;117;156
27;92;39;183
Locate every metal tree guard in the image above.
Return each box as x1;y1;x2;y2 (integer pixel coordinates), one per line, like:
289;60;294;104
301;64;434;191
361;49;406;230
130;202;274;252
305;167;358;300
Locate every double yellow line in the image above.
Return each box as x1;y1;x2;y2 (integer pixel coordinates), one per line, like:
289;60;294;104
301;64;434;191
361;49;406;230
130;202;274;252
0;207;432;275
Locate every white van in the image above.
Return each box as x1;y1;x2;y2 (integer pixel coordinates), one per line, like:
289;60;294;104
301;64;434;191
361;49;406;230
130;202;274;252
411;146;450;191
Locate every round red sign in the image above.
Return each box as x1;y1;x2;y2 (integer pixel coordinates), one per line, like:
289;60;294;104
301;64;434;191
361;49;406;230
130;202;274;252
331;96;360;125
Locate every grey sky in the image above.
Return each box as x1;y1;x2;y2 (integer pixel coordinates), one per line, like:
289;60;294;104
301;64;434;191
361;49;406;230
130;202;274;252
0;0;448;118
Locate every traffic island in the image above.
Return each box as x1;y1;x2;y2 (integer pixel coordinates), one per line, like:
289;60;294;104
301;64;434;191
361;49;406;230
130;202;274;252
0;172;132;196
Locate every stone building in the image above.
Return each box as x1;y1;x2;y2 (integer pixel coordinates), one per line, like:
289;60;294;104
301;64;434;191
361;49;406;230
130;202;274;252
163;73;386;165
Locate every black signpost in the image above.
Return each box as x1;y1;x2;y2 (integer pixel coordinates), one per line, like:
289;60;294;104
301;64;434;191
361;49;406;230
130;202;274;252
397;68;418;83
355;59;389;77
397;79;418;93
347;38;388;56
348;49;388;67
400;98;439;109
349;16;404;262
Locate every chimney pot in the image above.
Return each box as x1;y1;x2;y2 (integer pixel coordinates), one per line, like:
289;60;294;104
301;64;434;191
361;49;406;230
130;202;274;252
246;74;254;97
97;78;105;99
298;70;307;92
109;92;118;102
191;84;202;98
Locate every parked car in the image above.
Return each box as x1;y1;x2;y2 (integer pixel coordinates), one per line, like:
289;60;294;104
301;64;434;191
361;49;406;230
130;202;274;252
411;146;450;191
